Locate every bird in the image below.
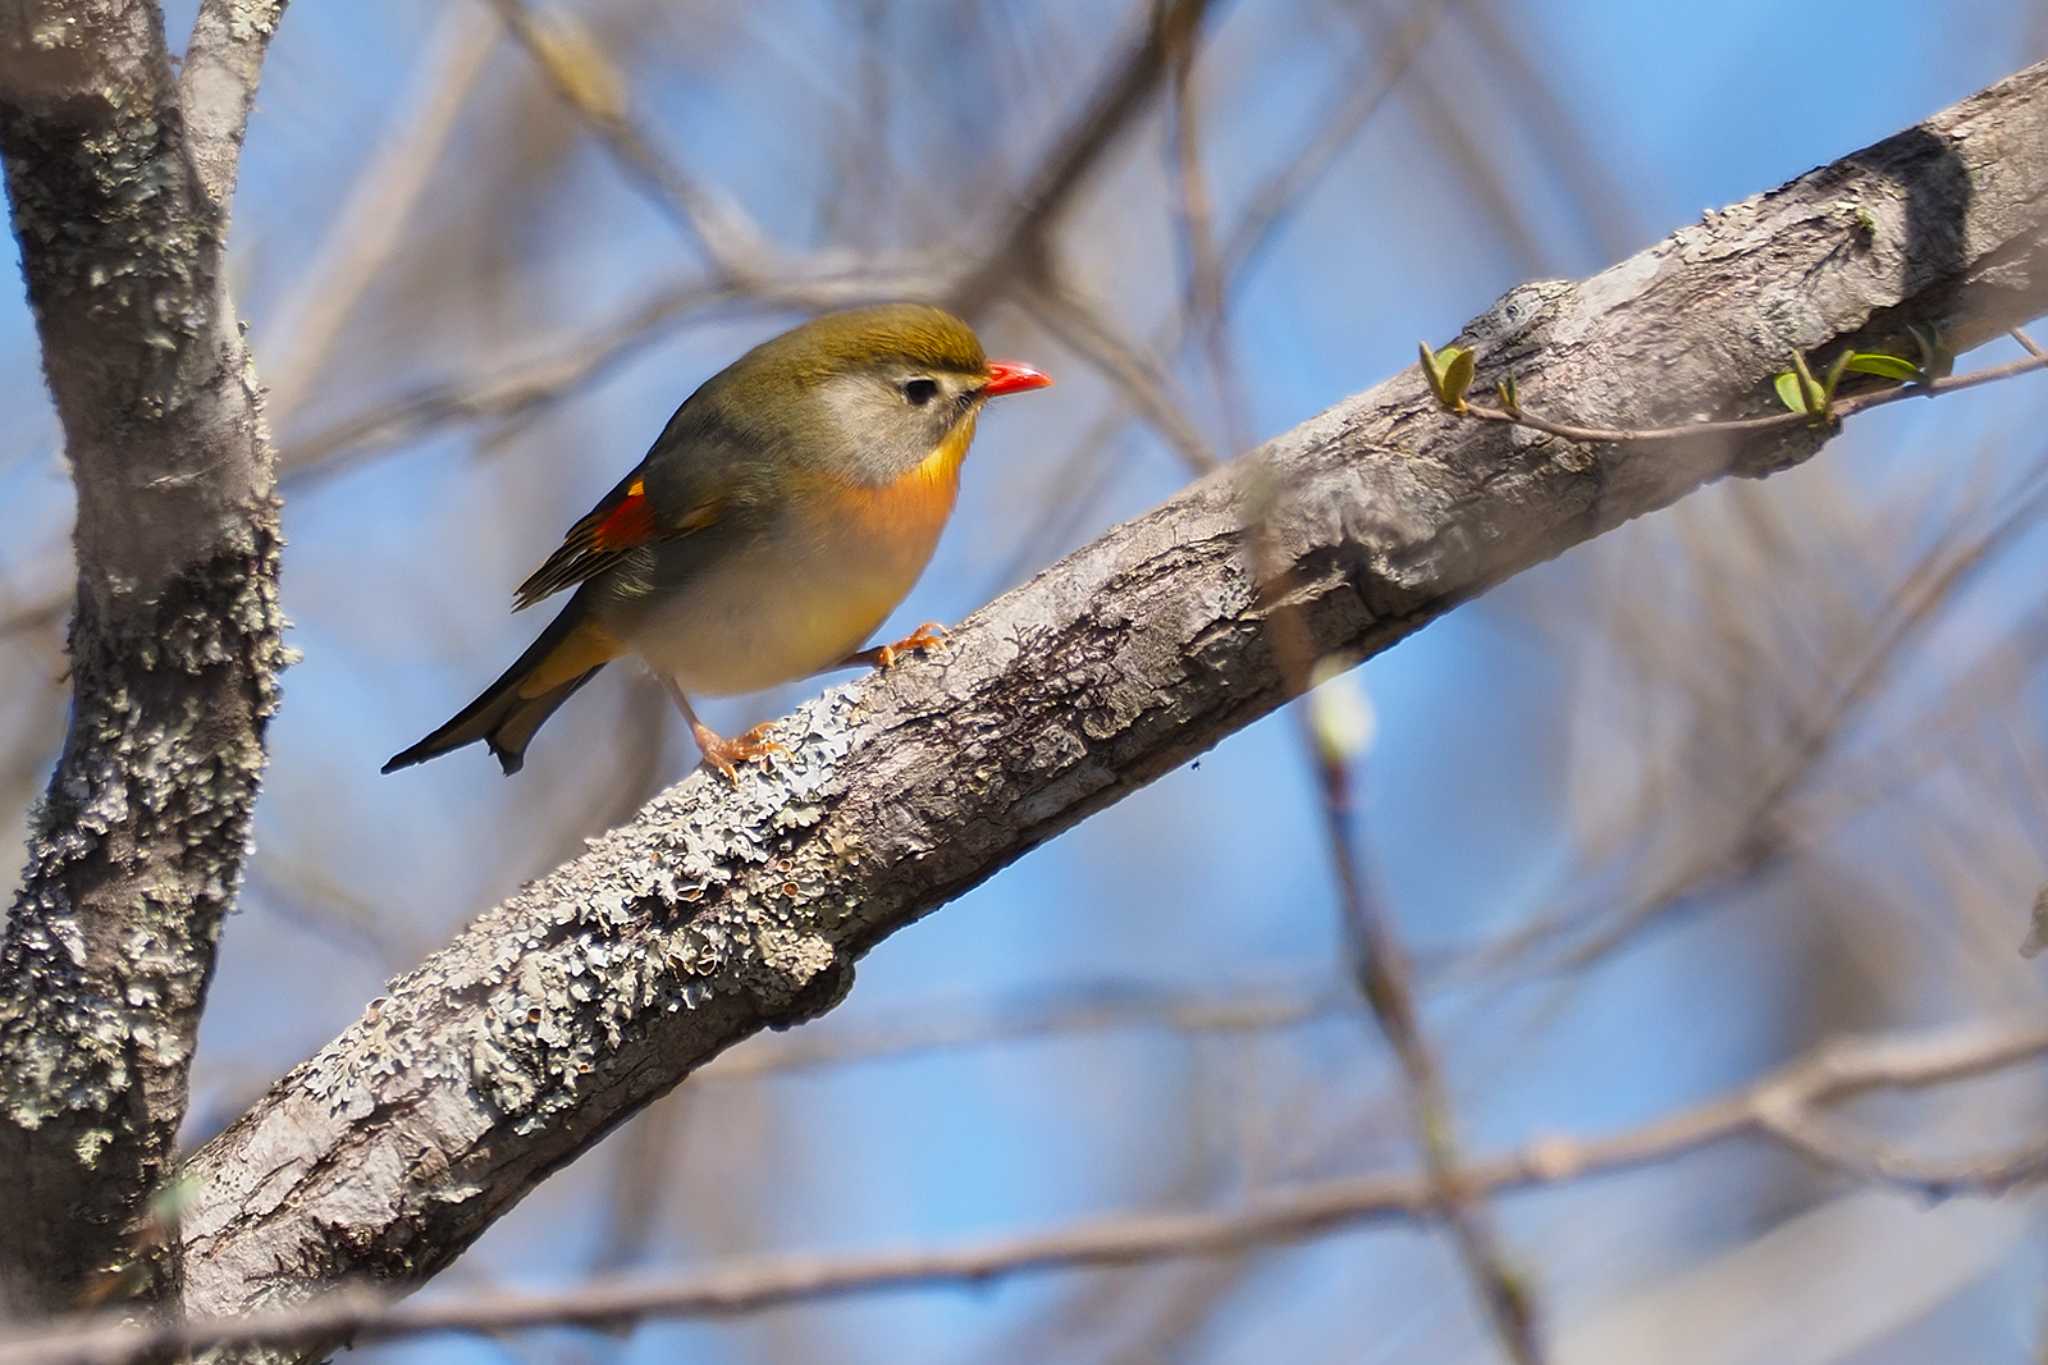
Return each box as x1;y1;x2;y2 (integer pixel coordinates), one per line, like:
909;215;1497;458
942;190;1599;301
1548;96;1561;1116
381;302;1051;783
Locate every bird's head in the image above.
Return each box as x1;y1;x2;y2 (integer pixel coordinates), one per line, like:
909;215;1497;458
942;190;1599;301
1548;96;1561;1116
724;303;1051;486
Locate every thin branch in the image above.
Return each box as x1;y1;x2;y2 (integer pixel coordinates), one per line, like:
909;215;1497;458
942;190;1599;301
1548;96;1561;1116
1517;451;2048;978
9;1015;2045;1364
1312;736;1543;1361
1455;348;2048;444
280;276;741;486
1219;0;1456;284
275;252;952;484
701;974;1353;1081
1459;0;1641;263
262;4;499;422
1756;1106;2048;1197
948;0;1215;315
179;0;291;218
480;0;767;273
1166;8;1253;456
1020;279;1221;473
1364;0;1550;275
987;0;1452;593
1265;428;1540;1358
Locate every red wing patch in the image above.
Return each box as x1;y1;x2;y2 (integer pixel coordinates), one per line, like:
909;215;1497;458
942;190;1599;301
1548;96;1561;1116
513;477;716;611
590;479;655;552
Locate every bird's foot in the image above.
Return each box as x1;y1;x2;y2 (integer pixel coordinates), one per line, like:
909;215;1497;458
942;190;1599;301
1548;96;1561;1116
692;721;787;786
859;621;951;671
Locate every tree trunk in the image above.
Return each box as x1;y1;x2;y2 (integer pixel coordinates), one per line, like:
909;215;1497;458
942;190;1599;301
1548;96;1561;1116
0;0;288;1317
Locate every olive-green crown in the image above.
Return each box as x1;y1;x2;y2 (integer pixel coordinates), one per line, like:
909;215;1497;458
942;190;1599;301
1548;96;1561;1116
747;303;987;383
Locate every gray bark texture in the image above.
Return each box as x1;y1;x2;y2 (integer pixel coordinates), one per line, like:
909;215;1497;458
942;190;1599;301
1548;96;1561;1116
170;57;2048;1358
0;0;288;1318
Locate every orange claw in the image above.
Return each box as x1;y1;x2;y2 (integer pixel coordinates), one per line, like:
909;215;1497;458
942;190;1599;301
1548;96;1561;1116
694;722;787;786
870;621;951;670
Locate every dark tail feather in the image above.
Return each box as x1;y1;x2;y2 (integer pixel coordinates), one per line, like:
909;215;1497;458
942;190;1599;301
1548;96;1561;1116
382;604;612;776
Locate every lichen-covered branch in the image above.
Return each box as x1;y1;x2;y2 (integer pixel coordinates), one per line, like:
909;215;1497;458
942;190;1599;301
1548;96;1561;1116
0;0;290;1317
165;59;2048;1353
180;0;289;217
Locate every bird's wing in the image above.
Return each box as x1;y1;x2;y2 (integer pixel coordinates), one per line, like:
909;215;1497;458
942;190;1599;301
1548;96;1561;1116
512;462;721;611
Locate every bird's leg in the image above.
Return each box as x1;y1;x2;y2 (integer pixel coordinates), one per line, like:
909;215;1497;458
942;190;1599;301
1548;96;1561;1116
840;621;951;671
662;678;785;785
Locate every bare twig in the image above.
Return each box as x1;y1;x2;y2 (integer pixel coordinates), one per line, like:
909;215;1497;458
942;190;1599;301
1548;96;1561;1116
1460;0;1641;263
987;0;1453;592
1455;348;2048;444
1189;4;1540;1344
1365;0;1550;274
948;0;1215;315
1221;11;1537;1338
262;4;500;422
281;276;740;485
1166;8;1253;456
481;0;767;273
703;974;1353;1081
1313;737;1544;1362
8;1015;2043;1364
1020;280;1220;473
1518;452;2048;978
1220;0;1456;284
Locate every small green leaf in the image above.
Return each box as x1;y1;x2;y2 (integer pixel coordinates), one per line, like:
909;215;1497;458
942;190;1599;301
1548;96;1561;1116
1496;375;1520;414
1843;352;1918;382
1789;349;1829;420
1418;340;1448;403
1418;342;1473;411
1774;370;1812;414
1820;349;1854;406
1438;346;1474;410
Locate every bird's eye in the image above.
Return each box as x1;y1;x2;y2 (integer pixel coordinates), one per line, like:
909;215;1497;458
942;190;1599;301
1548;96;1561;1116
901;378;939;407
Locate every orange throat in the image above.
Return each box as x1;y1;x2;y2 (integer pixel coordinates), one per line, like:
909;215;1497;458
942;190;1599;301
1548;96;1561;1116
837;411;975;537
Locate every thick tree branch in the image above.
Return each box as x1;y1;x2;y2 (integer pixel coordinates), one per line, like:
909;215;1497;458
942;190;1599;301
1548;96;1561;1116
0;0;289;1317
175;58;2048;1352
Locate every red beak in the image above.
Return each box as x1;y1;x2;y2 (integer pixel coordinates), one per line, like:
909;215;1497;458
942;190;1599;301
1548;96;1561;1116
983;360;1052;398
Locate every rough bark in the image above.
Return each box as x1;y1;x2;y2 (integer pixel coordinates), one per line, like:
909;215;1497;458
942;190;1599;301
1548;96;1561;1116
170;58;2048;1356
0;0;289;1317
